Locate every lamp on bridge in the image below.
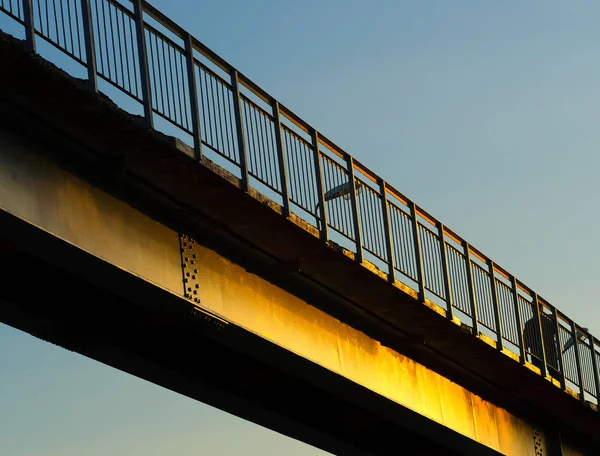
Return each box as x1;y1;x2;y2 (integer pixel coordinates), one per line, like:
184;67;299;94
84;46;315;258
315;181;363;230
562;327;589;353
323;181;363;202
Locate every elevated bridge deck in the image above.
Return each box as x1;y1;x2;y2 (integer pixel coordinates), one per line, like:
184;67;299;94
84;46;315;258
0;1;598;454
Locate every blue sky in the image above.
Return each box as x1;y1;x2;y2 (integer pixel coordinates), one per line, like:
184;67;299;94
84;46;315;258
2;1;600;454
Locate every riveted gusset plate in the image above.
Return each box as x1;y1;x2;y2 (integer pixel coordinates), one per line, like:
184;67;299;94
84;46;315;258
533;428;544;456
179;233;202;305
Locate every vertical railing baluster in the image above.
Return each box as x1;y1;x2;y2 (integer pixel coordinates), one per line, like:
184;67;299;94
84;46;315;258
81;0;97;93
311;130;328;241
570;320;585;402
464;243;479;336
552;307;566;390
489;260;504;351
133;0;153;127
230;69;249;192
272;100;290;218
347;156;363;263
185;33;202;161
590;336;600;404
533;293;548;378
22;0;36;52
409;202;425;303
511;276;526;364
438;223;453;321
379;179;395;283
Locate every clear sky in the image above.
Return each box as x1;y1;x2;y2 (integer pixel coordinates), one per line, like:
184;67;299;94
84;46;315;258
2;1;600;454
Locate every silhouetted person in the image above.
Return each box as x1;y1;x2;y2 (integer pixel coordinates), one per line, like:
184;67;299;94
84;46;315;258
523;313;559;375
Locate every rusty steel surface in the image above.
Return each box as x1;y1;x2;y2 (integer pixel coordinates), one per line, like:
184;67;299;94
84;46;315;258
184;233;544;455
0;120;552;455
0;122;183;296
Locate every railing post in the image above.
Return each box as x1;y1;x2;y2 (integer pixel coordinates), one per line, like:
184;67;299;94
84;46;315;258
464;243;479;336
409;202;425;303
272;100;290;218
22;0;36;52
379;179;395;283
551;307;567;390
488;260;504;351
311;130;328;241
438;223;453;321
533;293;548;378
347;155;363;263
511;277;526;364
133;0;153;128
230;69;249;192
81;0;97;93
185;34;202;161
570;320;585;402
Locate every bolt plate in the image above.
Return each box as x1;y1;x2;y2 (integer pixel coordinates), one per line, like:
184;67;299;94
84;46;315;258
533;428;544;456
180;233;201;305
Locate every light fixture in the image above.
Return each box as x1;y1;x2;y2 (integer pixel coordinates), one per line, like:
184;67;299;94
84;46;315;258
562;327;589;353
315;181;363;230
323;181;363;202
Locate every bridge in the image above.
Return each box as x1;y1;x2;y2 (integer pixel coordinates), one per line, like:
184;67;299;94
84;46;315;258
0;1;597;454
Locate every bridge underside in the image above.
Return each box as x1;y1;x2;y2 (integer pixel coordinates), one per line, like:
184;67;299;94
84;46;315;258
0;30;593;455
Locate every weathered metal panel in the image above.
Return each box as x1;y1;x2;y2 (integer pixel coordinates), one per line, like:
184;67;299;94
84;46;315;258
0;127;183;296
189;239;546;455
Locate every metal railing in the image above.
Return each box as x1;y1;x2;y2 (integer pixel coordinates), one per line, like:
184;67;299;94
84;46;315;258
1;0;599;408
